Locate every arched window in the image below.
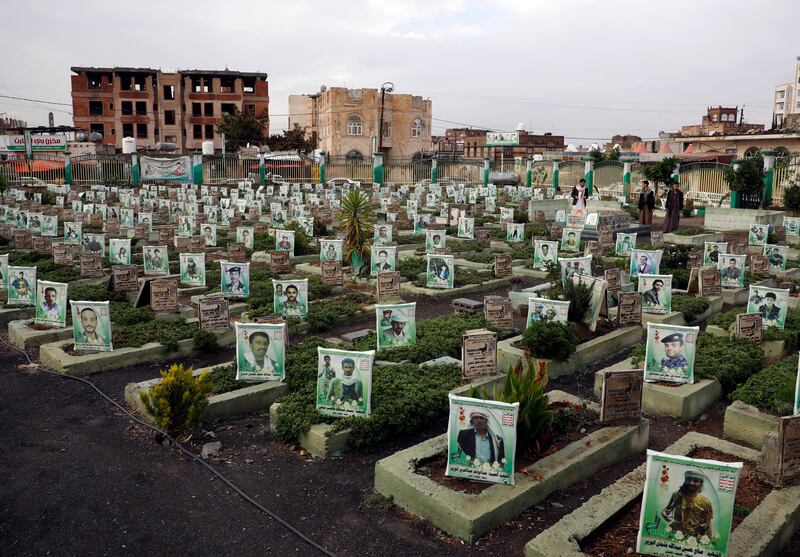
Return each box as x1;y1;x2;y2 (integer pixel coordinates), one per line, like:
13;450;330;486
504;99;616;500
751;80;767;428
744;147;760;159
345;150;364;162
775;146;791;167
346;114;362;136
411;118;424;138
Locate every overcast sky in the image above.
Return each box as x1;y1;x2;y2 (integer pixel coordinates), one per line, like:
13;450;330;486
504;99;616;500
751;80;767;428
3;0;798;145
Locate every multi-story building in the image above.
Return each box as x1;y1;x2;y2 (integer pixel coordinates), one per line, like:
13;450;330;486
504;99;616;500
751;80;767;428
71;66;269;153
0;115;27;135
431;128;488;160
288;86;431;159
679;106;763;136
773;57;800;128
462;130;565;161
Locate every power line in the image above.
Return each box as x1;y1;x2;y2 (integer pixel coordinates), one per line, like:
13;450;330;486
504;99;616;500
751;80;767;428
0;93;72;107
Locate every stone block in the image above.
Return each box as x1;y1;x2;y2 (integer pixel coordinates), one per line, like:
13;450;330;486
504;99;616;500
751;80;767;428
0;306;35;326
341;329;372;344
704;207;785;232
662;231;724;247
8;319;72;350
723;400;779;449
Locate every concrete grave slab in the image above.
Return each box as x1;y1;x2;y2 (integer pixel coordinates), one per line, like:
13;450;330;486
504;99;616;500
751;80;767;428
724;400;780;449
8;319;72;350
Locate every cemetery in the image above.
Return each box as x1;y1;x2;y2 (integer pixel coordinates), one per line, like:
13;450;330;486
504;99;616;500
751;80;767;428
5;151;800;556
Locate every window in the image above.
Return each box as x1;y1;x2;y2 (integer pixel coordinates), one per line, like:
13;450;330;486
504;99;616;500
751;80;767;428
120;76;132;91
347;114;363;135
121;101;133;115
89;101;103;116
192;103;202;116
243;77;255;94
109;102;114;111
165;135;177;144
204;103;213;116
163;85;175;100
382;122;392;138
744;147;760;159
711;114;718;122
133;76;147;91
193;124;202;139
90;123;104;136
221;76;235;93
122;123;134;137
411;118;424;138
111;128;115;135
221;103;237;116
136;123;148;138
779;90;786;99
205;124;214;139
87;73;102;89
192;78;208;93
777;102;785;111
135;101;147;115
164;110;176;125
345;150;364;161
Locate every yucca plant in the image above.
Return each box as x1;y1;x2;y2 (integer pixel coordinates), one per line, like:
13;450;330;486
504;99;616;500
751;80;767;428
471;357;554;456
563;277;593;323
338;189;375;274
140;363;212;437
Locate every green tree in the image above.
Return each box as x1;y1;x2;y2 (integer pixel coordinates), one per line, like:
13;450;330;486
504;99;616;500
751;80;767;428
216;108;269;151
266;123;316;154
724;156;766;205
783;169;800;214
338;189;374;275
0;173;8;198
588;148;605;163
642;156;679;196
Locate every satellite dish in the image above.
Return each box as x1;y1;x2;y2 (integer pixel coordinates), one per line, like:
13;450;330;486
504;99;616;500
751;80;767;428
320;85;327;92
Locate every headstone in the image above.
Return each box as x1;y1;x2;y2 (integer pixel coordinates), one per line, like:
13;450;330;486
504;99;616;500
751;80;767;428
649;231;664;247
376;271;401;300
598;226;613;246
53;243;74;266
461;329;498;379
270;251;291;273
80;254;103;278
776;415;800;486
227;243;247;263
33;237;52;255
617;291;642;327
89;213;102;229
106;218;120;235
687;267;700;295
452;297;483;314
321;261;344;286
188;236;205;253
0;224;10;240
151;278;178;313
483;296;513;329
494;253;513;278
113;264;139;292
698;268;722;297
735;313;763;345
159;227;174;245
13;229;33;249
134;223;149;239
751;254;770;275
476;229;491;248
599;369;644;424
604;268;621;293
687;250;701;269
341;329;372;344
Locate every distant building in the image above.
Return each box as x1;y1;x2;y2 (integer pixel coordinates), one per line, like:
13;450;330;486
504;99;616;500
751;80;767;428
665;130;799;160
71;66;269;153
773;57;800;128
431;128;488;160
288;87;431;159
462;130;564;161
679;106;763;136
608;134;642;150
0;115;27;135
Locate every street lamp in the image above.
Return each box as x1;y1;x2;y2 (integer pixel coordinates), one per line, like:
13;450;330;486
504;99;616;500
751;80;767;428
378;81;395;153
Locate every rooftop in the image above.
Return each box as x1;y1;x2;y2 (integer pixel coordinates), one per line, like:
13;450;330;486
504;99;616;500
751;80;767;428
71;66;268;78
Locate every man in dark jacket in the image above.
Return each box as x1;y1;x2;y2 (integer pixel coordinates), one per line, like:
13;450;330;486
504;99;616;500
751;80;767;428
664;183;684;233
638;180;655;225
457;410;505;465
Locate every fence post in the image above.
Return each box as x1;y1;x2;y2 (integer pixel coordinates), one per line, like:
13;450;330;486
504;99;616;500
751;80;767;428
730;159;741;208
431;154;438;184
258;151;266;185
131;153;140;187
319;151;326;184
583;158;594;195
483;157;490;187
526;156;532;188
373;152;384;185
192;152;203;186
762;151;776;208
622;159;632;199
552;159;560;191
64;152;72;186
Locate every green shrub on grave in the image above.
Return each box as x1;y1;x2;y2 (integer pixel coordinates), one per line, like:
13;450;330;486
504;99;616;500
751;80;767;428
140;363;211;436
671;295;710;323
305;292;373;333
193;329;221;353
522;321;580;361
205;362;250;395
112;316;198;349
396;256;426;281
707;307;746;330
762;307;800;352
731;355;797;415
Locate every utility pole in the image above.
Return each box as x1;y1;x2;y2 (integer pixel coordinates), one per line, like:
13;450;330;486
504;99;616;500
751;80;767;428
377;82;394;154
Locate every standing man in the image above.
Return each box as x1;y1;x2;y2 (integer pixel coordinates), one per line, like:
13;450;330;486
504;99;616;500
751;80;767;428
638;180;655;225
664;182;684;233
571;178;588;210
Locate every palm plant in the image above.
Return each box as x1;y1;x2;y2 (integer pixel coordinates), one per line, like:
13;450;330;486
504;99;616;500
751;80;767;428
339;189;375;273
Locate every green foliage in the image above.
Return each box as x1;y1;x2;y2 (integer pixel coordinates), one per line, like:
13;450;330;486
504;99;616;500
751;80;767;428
522;321;579;361
660;244;692;271
266;123;317;154
396;256;426;281
629;343;645;366
216;108;269;151
672;227;708;236
471;357;553;455
671;295;710;323
563;278;593;323
140;363;212;436
452;267;490;287
193;329;221;352
669;268;690;290
724;156;766;197
642;156;679;196
339;189;375;268
707;307;746;330
461;251;495;264
784;183;800;215
113;317;197;349
694;333;764;394
305;292;373;332
205;362;250;394
513;207;529;224
623;204;640;221
731;355;797;415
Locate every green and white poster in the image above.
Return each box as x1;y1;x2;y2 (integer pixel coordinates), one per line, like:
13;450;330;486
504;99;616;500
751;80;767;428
560;255;592;286
220;261;249;298
63;222;82;245
630;249;662;279
747;286;789;329
446;393;519;485
426;254;454;289
374;224;393;245
561;228;581;253
637;449;741;556
526;297;569;327
275;229;295;257
138;212;153;231
320;239;343;263
316;347;375;418
71;300;113;352
82;233;105;257
376;302;416;349
143;245;169;276
426;229;446;253
506;222;525;243
764;244;788;272
784;217;800;238
40;215;58;237
457;216;474;239
371;245;396;276
201;224;217;247
7;265;36;306
639;274;672;315
748;224;769;246
533;240;558;271
179;252;205;287
703;242;728;267
35;280;67;327
234;321;286;382
718;254;745;288
273;278;308;317
120;209;135;227
109;239;131;265
414;213;431;234
177;215;195;237
615;232;636;256
0;254;8;288
236;226;255;250
644;323;699;384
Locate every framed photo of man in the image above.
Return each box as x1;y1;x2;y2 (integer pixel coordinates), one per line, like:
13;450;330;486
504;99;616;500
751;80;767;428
639;274;672;315
376;302;416;349
234;322;286;382
763;244;788;272
316;347;375;418
200;223;217;247
784;217;800;238
533;240;558;271
506;222;525;243
320;239;343;263
561;228;581;253
748;223;769;246
63;221;82;245
426;229;446;253
718;254;745;288
275;229;295;257
7;265;36;306
526;297;569;327
374;224;393;245
35;280;67;327
109;238;131;265
370;245;396;276
703;241;728;267
560;255;592;286
746;286;789;329
40;215;58;237
643;323;699;384
143;245;169;276
615;232;636;257
179;252;206;287
220;261;249;298
426;254;454;289
629;249;662;280
82;233;105;257
457;216;474;239
272;278;308;317
70;300;113;352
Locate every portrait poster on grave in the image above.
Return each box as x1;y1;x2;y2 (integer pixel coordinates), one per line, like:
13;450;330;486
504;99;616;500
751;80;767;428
735;313;762;345
275;229;295;256
143;245;169;276
784;216;800;238
643;323;699;384
457;216;475;239
236;226;255;249
718;254;745;288
376;302;416;349
764;243;788;272
629;249;662;279
374;223;393;245
80;254;103;278
227;243;247;262
234;321;285;382
220;261;249;298
560;255;592;286
321;261;343;286
526;297;569;327
650;231;664;247
200;223;217;247
506;222;525;243
560;228;581;253
599;369;643;424
446;393;519;485
82;233;105;257
703;241;728;267
320;239;343;263
461;329;497;379
272;278;308;317
270;251;291;273
748;223;769;246
637;450;741;557
151;279;178;313
35;280;67;327
109;238;131;265
112;265;139;292
52;243;73;266
426;229;447;253
698;267;722;297
41;215;58;237
316;347;374;418
370;245;396;276
615;232;636;257
494;253;513;278
376;271;401;300
426;254;454;289
796;359;800;415
483;296;513;329
617;291;642;327
746;285;789;329
574;274;607;331
199;297;230;331
533;240;558;271
71;300;113;352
